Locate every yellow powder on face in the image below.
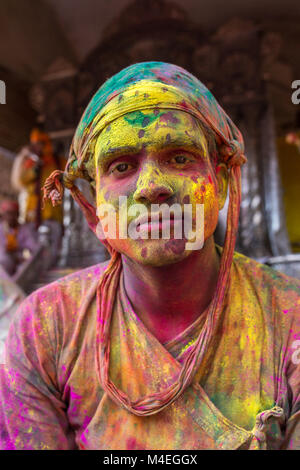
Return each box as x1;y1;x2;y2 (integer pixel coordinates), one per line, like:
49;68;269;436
93;109;221;254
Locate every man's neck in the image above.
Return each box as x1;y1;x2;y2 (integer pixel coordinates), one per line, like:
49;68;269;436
122;237;220;344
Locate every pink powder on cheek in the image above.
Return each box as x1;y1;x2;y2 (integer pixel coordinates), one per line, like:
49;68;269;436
141;247;147;258
165;239;186;255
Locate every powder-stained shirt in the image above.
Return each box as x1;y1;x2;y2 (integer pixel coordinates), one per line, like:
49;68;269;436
0;251;299;450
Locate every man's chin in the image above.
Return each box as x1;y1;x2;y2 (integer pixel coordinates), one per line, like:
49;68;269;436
121;238;193;267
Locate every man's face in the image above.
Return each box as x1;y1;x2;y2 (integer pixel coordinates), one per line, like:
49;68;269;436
93;109;227;266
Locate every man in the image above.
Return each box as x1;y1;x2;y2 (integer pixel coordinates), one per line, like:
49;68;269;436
0;199;38;278
11;128;65;266
0;62;299;450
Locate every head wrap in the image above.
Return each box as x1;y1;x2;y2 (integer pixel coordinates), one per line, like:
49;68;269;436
43;62;247;416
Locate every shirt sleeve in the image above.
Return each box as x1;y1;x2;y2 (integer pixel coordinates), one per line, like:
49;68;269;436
0;291;77;450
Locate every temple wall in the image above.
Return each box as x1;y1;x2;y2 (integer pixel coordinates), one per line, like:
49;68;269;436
0;68;36;152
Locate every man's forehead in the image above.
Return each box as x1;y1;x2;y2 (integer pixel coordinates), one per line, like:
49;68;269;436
95;109;208;160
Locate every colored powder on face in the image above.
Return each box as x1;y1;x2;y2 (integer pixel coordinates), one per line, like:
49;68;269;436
165;239;186;255
141;247;147;258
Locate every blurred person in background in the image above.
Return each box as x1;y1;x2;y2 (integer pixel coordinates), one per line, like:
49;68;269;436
0;199;38;279
0;265;24;363
11;127;66;266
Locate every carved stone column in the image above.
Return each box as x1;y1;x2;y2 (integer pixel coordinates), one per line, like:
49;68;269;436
212;19;291;258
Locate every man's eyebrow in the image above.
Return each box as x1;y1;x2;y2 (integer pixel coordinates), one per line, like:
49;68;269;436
98;137;206;161
100;145;140;159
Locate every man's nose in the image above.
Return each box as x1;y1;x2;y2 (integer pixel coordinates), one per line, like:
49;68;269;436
133;164;174;204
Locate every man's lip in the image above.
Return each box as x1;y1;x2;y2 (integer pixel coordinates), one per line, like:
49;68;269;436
134;212;181;228
138;219;183;235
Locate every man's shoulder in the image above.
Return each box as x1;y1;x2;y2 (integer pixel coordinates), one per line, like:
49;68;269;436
233;251;300;291
21;260;110;315
232;251;300;322
38;260;109;295
8;260;110;345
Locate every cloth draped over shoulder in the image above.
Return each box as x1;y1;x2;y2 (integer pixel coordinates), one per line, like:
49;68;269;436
42;61;249;416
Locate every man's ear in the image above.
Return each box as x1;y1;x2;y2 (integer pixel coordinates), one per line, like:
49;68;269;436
215;163;228;210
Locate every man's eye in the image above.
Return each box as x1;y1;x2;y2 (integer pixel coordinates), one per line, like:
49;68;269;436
172;155;189;164
111;163;132;173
